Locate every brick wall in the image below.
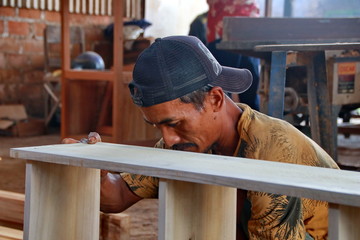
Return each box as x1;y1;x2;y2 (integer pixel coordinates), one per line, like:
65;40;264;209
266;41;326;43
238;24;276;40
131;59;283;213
0;7;113;118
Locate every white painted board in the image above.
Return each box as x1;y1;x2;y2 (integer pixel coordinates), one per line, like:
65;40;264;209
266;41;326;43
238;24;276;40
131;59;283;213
10;142;360;207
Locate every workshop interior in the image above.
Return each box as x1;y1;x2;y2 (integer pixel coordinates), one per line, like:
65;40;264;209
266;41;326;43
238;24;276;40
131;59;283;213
0;0;359;239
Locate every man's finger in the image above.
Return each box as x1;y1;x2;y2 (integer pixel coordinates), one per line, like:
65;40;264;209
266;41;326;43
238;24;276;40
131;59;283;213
61;138;80;144
88;132;102;144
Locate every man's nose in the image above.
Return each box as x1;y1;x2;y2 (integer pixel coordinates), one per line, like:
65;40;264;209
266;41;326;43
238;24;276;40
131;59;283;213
160;127;181;147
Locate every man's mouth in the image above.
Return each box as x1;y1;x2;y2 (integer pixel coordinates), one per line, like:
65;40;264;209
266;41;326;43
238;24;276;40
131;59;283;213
171;143;197;151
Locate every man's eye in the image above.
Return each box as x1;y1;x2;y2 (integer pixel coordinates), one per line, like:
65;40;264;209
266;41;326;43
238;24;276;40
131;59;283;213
167;122;178;127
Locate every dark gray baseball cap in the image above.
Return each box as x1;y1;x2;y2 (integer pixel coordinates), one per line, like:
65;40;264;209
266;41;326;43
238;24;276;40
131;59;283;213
129;35;253;107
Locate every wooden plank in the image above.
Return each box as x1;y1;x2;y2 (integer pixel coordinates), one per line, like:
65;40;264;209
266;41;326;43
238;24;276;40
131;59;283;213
60;0;71;139
64;70;114;81
99;212;130;240
222;17;360;43
255;42;360;52
158;180;236;240
0;190;24;225
0;226;23;240
305;51;337;159
10;143;360;208
24;162;100;240
218;17;360;59
329;204;360;240
0;190;130;240
112;0;124;143
268;51;286;118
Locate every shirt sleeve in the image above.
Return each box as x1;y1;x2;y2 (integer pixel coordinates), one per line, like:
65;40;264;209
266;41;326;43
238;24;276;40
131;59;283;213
247;191;307;240
120;173;159;198
120;139;165;198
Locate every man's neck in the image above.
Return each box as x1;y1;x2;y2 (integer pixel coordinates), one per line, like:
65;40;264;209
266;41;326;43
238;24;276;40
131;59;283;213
213;98;243;156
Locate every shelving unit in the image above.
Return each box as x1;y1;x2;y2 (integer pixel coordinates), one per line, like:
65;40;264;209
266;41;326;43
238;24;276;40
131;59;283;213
60;0;159;144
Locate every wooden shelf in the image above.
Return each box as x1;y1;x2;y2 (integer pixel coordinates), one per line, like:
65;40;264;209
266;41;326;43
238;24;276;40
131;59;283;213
63;70;132;83
60;0;159;144
64;70;114;81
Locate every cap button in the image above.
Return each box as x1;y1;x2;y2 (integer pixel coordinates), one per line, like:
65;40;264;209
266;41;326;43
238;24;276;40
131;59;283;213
155;38;162;42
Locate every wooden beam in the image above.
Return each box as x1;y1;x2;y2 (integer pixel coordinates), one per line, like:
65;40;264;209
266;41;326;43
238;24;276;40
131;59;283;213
329;204;360;240
0;226;23;240
23;162;100;240
112;0;124;143
11;143;360;240
10;143;360;208
158;180;236;240
100;212;130;240
0;190;24;226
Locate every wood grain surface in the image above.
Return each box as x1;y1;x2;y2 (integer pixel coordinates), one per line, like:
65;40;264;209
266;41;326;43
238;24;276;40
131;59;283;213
10;142;360;207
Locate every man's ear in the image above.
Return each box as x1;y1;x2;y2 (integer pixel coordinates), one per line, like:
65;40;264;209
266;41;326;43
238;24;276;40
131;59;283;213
207;86;225;112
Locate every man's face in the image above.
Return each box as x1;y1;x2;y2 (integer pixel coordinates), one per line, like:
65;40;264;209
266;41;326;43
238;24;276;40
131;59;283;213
140;97;218;153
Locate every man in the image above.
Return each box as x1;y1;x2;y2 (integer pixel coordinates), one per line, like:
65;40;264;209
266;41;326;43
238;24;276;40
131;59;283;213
75;36;338;240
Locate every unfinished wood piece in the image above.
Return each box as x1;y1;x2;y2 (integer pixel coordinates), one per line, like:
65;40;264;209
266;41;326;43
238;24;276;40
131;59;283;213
0;226;23;240
329;204;360;240
100;212;130;240
158;179;236;240
24;162;100;240
221;18;360;47
10;143;360;239
0;190;24;226
10;143;360;208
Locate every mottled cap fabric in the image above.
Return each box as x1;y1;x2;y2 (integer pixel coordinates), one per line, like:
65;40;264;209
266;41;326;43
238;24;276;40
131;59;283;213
129;35;253;107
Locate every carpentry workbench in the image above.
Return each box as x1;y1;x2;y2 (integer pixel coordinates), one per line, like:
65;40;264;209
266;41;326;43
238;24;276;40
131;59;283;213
10;142;360;240
218;17;360;160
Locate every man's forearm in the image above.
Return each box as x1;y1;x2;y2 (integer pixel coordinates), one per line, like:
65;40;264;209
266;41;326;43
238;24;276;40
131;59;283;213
100;171;142;213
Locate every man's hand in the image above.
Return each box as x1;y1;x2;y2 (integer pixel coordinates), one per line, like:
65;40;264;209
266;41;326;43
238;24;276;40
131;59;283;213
61;132;102;144
61;132;108;178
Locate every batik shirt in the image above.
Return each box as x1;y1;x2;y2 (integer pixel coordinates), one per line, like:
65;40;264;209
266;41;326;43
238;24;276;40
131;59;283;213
121;103;339;240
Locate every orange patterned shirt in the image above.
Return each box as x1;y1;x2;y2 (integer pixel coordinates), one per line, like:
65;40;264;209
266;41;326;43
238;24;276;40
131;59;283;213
121;103;339;239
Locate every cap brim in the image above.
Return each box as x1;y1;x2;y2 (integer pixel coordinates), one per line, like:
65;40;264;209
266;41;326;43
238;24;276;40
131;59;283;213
210;66;253;94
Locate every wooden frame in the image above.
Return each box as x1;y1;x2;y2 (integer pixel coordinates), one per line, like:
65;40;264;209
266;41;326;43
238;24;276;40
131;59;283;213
60;0;158;143
10;143;360;240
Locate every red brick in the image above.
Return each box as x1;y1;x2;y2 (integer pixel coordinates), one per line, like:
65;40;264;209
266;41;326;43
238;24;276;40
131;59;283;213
0;7;16;17
29;54;45;70
19;8;42;19
19;83;43;101
8;21;30;36
7;53;29;69
48;43;61;53
45;11;61;22
23;70;44;83
0;84;5;100
0;38;21;53
34;22;46;37
0;69;22;83
0;20;4;34
23;40;44;53
0;52;5;69
7;83;21;102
